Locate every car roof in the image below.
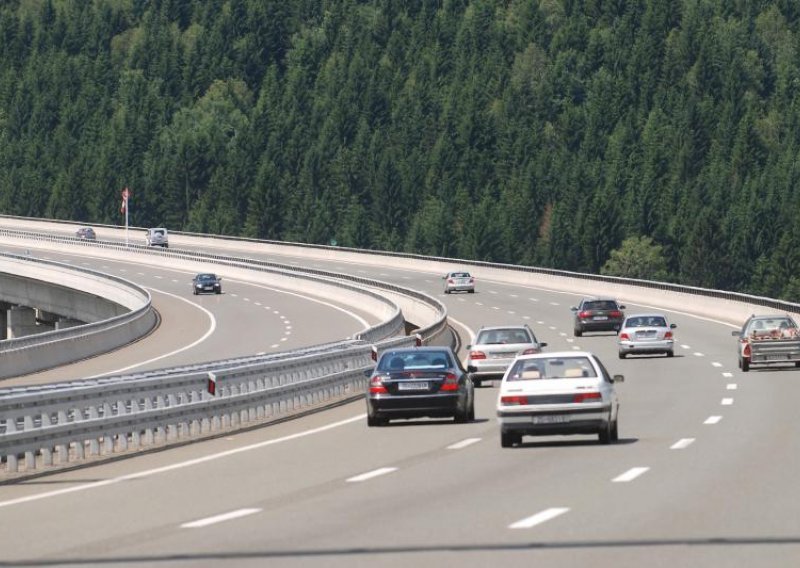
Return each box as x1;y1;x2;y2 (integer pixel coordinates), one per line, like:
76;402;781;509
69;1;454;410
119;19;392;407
513;351;594;360
624;313;667;319
581;296;618;302
381;346;454;354
477;325;530;331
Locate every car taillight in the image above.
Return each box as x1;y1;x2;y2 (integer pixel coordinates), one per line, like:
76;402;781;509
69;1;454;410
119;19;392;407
664;331;673;339
369;375;387;394
619;332;630;341
521;348;540;355
447;279;454;284
441;373;459;391
579;311;592;318
743;343;751;357
469;351;487;360
469;277;474;283
500;395;528;405
609;311;622;318
573;392;602;403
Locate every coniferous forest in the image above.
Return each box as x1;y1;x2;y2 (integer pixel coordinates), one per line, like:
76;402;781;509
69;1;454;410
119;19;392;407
1;1;800;300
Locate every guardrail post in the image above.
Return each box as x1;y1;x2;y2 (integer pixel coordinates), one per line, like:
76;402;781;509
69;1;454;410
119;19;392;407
7;454;18;473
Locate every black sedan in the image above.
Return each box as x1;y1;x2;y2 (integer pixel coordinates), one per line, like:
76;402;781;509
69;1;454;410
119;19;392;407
365;346;475;426
192;273;222;295
75;226;96;240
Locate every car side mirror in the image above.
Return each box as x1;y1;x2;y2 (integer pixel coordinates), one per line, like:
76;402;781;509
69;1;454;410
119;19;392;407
465;344;472;350
363;369;374;378
613;374;625;383
670;323;677;329
539;342;548;348
467;365;477;373
731;330;740;336
570;306;578;311
619;305;626;310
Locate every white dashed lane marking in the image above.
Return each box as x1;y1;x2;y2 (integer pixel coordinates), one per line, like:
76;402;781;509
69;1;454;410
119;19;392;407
693;352;705;357
722;372;733;378
704;416;722;425
721;398;734;406
509;508;570;530
181;508;261;529
727;384;738;390
346;468;398;483
712;362;722;368
681;344;691;350
447;438;481;450
671;438;695;450
612;467;650;483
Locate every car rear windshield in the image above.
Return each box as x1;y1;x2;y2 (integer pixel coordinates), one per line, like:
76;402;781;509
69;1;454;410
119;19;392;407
506;357;597;380
476;329;532;345
746;317;797;334
584;301;618;310
626;316;666;327
378;351;452;371
450;272;470;278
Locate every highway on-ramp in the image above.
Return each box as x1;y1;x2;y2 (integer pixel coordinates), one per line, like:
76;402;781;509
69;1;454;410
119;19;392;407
0;224;798;567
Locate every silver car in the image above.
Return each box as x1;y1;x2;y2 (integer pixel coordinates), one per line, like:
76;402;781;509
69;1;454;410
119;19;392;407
617;313;676;359
443;271;475;294
466;325;547;386
145;227;169;247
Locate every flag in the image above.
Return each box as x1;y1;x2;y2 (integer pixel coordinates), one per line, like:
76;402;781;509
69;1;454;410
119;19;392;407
121;187;130;214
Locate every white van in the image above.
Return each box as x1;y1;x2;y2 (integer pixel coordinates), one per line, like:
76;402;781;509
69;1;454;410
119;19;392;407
145;227;169;247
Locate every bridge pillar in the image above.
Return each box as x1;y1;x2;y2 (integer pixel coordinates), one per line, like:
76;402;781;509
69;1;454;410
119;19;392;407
0;302;10;340
55;317;83;330
35;309;58;332
7;305;38;338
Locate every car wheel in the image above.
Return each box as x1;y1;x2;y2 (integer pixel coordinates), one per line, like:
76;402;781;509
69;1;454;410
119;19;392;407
574;328;582;337
610;419;619;442
468;289;475;293
666;350;674;358
501;432;516;448
468;402;475;421
795;361;800;368
367;414;385;427
454;403;470;423
618;351;626;359
192;289;197;295
741;357;750;372
216;288;222;294
473;379;481;388
598;422;613;444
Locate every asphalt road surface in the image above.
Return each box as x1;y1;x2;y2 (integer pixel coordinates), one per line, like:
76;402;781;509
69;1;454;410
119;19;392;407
0;222;798;567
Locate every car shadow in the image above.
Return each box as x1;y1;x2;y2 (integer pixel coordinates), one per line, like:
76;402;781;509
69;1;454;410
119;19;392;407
515;437;639;448
384;418;491;427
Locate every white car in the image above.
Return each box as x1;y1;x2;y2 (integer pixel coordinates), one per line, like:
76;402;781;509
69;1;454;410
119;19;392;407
145;227;169;247
443;271;475;294
496;351;623;447
466;325;547;386
617;313;676;359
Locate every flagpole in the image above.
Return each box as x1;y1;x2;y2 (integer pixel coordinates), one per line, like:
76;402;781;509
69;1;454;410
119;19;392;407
125;194;129;247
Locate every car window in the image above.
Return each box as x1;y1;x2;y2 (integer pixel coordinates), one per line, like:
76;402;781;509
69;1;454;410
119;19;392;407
506;356;597;381
377;351;451;371
476;328;532;344
450;272;470;278
584;300;617;310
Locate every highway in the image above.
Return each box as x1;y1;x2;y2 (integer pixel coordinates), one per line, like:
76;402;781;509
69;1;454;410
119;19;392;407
0;223;798;567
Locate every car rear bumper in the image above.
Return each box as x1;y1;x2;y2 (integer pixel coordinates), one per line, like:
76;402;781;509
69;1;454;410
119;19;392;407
468;360;514;377
577;320;622;331
368;393;461;418
619;340;673;354
497;406;611;435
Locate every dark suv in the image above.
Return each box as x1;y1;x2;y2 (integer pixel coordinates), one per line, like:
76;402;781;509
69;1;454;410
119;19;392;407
571;297;626;336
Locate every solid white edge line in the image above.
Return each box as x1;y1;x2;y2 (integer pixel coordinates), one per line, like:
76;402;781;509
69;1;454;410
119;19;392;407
704;416;723;424
447;438;481;450
0;414;366;509
670;438;695;450
509;507;570;529
181;508;261;528
346;467;398;483
90;288;217;377
612;467;650;483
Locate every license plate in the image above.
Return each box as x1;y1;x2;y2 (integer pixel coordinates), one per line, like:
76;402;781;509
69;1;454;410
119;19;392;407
532;415;570;424
766;354;788;361
593;316;608;320
398;382;429;391
458;279;469;284
491;352;514;359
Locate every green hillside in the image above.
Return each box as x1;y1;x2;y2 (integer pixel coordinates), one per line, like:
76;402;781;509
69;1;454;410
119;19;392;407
1;1;799;299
